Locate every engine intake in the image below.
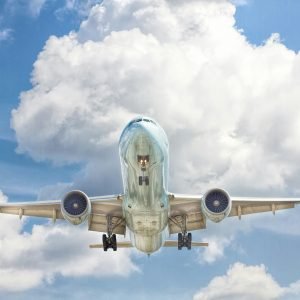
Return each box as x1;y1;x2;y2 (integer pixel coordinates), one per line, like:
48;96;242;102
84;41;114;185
61;190;91;225
201;188;231;223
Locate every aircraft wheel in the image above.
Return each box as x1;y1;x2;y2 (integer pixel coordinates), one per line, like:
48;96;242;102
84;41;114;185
112;234;117;251
187;232;192;250
178;233;183;250
102;234;108;251
145;177;149;186
139;176;143;185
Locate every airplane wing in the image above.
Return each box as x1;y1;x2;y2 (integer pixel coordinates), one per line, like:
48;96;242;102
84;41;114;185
168;193;300;234
0;194;125;235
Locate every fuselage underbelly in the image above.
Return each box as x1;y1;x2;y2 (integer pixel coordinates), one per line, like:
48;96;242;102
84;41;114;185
119;117;169;253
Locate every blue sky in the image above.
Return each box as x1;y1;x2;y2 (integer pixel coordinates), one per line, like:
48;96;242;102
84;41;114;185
1;0;300;299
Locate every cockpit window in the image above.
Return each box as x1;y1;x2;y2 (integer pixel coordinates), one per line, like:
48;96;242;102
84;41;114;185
143;118;157;125
128;118;157;126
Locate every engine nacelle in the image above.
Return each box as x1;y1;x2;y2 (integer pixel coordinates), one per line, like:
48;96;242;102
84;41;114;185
61;190;91;225
201;188;231;223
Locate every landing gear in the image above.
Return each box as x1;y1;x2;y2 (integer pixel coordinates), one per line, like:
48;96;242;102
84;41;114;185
138;155;150;186
102;234;117;251
177;232;192;250
169;214;193;251
139;176;149;186
102;215;123;251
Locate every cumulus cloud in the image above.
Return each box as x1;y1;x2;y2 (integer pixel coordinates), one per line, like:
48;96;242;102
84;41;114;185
200;235;232;264
193;262;300;300
11;0;300;198
0;190;138;292
193;262;284;300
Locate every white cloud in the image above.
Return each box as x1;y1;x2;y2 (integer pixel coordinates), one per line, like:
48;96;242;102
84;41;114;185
200;235;232;264
194;262;300;300
193;262;284;300
0;28;13;42
11;0;300;198
0;190;138;292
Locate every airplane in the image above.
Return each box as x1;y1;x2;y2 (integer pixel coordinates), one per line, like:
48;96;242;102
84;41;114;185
1;116;300;254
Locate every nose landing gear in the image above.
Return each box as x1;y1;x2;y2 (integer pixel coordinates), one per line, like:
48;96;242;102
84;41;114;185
138;155;150;186
139;176;149;186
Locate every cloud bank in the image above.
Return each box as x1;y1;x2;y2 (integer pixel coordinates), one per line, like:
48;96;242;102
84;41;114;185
194;262;300;300
12;0;300;197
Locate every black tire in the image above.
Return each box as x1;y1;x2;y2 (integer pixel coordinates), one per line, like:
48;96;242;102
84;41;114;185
139;176;143;186
145;177;149;186
102;234;108;251
187;232;192;250
178;233;183;250
112;234;117;251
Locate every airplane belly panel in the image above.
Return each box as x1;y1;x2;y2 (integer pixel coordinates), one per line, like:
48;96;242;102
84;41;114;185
125;210;169;236
131;232;165;253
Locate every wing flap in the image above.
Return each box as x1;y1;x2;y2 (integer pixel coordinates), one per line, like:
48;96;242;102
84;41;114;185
0;201;63;220
88;214;125;235
0;195;125;235
88;197;125;235
229;197;300;218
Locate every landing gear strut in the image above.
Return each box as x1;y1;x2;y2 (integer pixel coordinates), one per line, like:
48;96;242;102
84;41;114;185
178;232;192;250
102;215;123;251
169;214;193;250
102;234;117;251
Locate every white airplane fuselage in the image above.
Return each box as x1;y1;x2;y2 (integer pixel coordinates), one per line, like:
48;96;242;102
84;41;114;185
119;117;169;253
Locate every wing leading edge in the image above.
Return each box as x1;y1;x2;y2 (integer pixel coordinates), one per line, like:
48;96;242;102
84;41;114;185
169;193;300;233
0;194;125;235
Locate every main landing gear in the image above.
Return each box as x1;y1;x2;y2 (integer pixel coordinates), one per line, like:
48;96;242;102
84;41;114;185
101;215;124;251
102;234;117;251
178;232;192;250
169;214;193;250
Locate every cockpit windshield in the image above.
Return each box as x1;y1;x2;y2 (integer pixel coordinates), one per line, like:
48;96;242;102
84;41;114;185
128;117;157;127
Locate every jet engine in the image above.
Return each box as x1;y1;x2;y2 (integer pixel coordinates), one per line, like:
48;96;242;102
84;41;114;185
61;190;91;225
201;188;232;223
